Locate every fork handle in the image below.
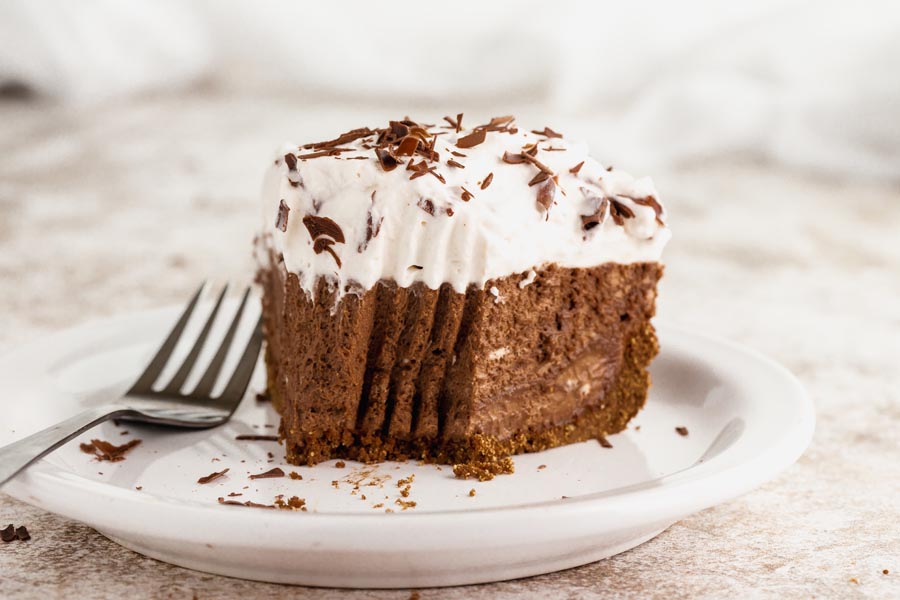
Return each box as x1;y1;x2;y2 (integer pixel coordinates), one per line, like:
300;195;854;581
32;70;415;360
0;405;129;488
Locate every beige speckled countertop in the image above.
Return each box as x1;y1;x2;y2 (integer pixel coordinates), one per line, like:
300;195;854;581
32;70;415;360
1;94;898;599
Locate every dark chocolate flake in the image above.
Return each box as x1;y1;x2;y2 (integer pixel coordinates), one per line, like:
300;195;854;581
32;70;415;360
502;151;527;164
1;524;15;543
609;198;635;226
417;197;436;216
675;426;689;437
395;136;420;157
528;171;551;186
598;436;614;449
375;147;400;171
447;158;465;169
626;194;666;225
249;467;285;480
531;126;563;138
275;199;290;232
303;127;375;150
536;178;556;215
79;439;141;462
198;468;230;485
217;497;276;509
456;128;486;149
302;214;345;243
283;153;297;170
569;161;585;175
461;187;474;202
15;526;30;541
235;434;279;441
480;172;493;190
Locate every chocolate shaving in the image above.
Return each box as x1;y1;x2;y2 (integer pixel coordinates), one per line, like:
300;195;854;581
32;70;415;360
606;165;614;171
395;136;419;157
675;426;689;437
375;147;400;171
531;126;563;138
198;468;230;485
486;115;515;128
79;439;141;462
302;127;375;150
217;497;276;509
543;146;566;151
461;187;474;202
417;197;436;216
521;151;554;175
625;194;666;225
1;525;15;543
275;199;290;232
569;161;585;175
302;214;345;243
456;128;486;149
580;190;609;231
359;191;384;252
249;467;285;480
450;150;466;158
296;148;353;160
235;434;279;441
528;171;551;186
443;114;465;132
283;153;297;170
481;172;493;190
447;158;465;169
598;436;614;449
536;178;556;214
609;198;635;226
15;526;30;541
501;151;527;164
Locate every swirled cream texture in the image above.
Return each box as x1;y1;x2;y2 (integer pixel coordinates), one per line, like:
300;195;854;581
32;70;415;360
259;116;670;297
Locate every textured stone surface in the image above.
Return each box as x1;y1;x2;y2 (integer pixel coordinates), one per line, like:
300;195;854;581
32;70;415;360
1;94;898;598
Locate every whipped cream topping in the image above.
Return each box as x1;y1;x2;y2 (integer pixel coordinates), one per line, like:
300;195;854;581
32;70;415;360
259;116;670;297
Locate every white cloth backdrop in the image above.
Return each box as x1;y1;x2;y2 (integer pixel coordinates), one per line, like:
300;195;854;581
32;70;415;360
2;0;899;178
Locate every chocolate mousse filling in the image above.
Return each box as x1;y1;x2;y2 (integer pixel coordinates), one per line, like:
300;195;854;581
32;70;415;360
259;257;662;471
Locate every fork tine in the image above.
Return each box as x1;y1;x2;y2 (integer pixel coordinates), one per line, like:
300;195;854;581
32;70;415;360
191;287;251;398
218;315;263;404
162;284;229;394
128;283;205;394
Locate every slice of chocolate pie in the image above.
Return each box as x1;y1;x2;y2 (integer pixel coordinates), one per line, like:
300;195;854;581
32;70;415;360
256;115;670;478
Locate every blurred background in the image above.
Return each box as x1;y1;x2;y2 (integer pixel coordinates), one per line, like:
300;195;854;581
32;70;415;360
1;1;899;595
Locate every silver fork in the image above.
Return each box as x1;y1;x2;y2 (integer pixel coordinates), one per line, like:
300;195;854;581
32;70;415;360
0;284;263;487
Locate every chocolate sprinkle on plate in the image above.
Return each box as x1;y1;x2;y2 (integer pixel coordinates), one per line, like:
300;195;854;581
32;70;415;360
217;497;276;509
598;436;613;449
235;434;279;441
15;526;30;541
249;467;285;480
197;468;230;485
79;439;141;462
676;426;689;437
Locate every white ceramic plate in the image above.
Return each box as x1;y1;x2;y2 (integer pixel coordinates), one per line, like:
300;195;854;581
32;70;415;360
0;303;814;588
